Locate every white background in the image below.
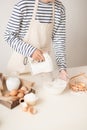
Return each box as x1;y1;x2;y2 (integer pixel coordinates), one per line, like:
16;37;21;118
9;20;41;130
0;0;87;73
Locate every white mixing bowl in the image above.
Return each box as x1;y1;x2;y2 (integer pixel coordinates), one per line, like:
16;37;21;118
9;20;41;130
43;79;67;95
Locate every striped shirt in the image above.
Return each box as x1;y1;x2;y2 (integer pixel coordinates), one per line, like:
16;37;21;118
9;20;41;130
4;0;67;70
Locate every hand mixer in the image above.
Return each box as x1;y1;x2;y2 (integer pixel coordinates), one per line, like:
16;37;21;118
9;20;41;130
23;52;54;75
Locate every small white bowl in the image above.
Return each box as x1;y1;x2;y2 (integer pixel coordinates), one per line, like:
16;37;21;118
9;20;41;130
43;79;67;95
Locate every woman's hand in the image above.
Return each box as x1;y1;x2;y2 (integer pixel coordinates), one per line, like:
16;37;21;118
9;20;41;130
31;49;45;62
59;69;69;81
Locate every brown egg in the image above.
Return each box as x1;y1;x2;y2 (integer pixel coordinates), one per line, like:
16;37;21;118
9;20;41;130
21;86;28;92
18;89;25;94
17;92;24;98
78;82;85;87
9;89;18;96
72;86;79;92
28;106;37;114
77;84;83;89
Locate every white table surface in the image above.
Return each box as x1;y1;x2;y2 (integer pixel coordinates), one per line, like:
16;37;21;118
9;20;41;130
0;66;87;130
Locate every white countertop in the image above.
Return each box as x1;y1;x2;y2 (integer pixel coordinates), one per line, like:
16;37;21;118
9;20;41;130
0;66;87;130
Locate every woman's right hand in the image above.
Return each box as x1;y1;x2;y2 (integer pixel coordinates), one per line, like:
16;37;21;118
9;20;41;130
31;49;45;62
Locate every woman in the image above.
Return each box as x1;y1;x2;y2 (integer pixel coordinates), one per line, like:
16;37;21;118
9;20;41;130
4;0;68;81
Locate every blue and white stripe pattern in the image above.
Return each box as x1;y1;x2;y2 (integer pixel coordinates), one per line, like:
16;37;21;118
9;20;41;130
4;0;67;70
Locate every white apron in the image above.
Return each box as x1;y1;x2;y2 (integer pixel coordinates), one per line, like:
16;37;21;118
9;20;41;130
7;0;57;76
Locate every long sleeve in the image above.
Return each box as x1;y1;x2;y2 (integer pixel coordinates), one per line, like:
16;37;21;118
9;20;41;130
52;4;67;71
4;4;36;57
4;0;67;70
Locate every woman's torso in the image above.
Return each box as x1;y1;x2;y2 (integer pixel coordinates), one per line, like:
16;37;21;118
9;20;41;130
11;0;62;40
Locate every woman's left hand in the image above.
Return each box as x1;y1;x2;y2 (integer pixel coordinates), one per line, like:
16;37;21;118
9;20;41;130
59;69;69;81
